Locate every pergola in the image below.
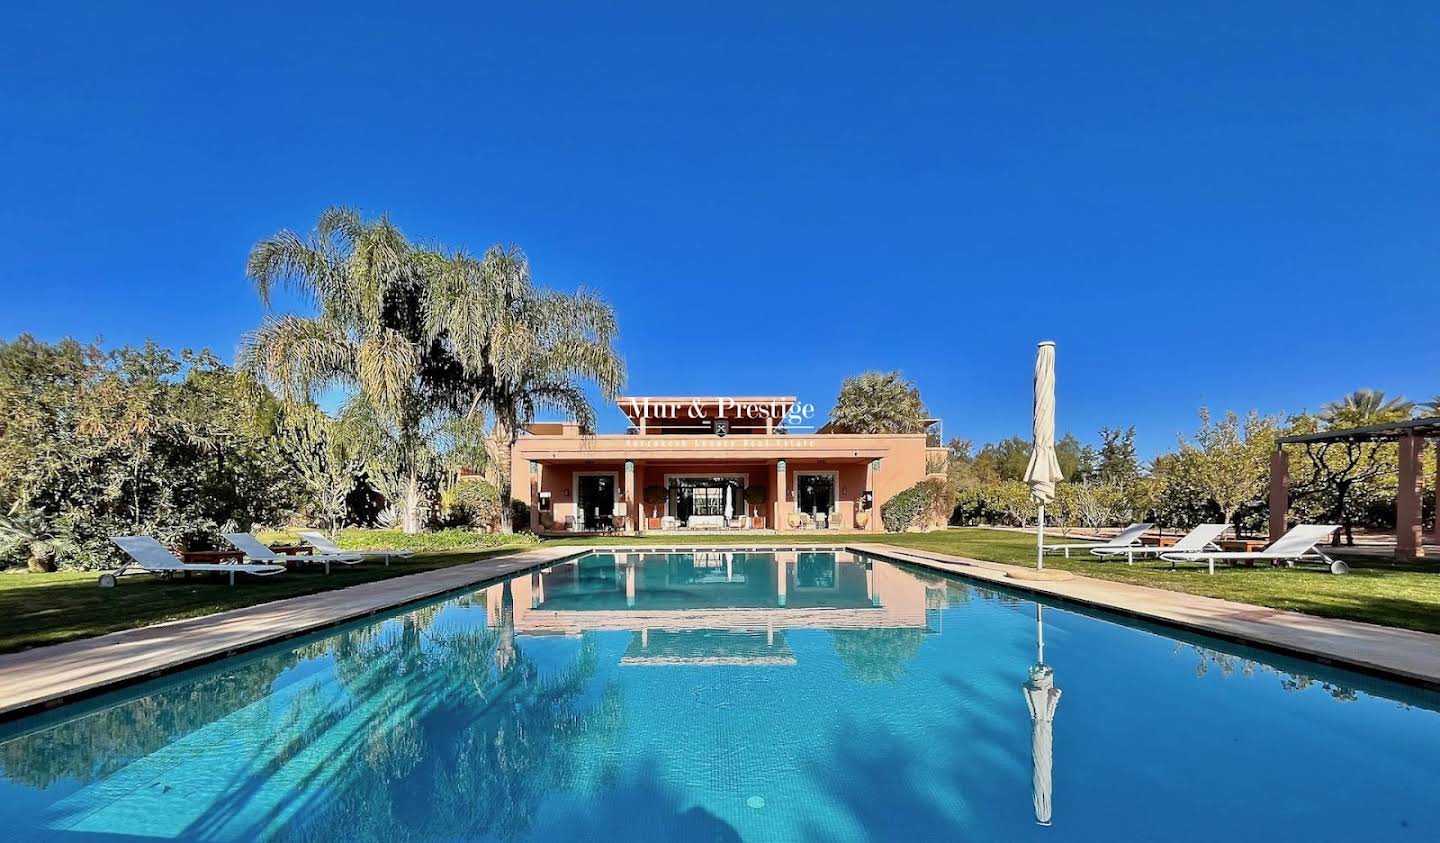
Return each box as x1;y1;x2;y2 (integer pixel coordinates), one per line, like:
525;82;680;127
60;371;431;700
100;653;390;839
1269;417;1440;559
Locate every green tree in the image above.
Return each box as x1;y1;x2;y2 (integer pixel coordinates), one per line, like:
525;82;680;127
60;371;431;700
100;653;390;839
243;208;468;533
1097;426;1140;484
426;246;625;532
975;436;1031;481
1171;409;1279;529
1321;389;1414;424
827;370;931;434
274;402;365;534
0;336;291;568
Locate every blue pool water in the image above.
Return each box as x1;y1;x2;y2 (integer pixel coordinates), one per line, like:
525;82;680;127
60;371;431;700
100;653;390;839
2;549;1437;841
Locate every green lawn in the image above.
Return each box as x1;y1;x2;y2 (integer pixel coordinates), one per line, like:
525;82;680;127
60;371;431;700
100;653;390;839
0;544;529;654
547;528;1440;635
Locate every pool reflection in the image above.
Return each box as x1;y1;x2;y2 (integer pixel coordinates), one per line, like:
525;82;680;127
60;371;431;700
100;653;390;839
1;550;1437;842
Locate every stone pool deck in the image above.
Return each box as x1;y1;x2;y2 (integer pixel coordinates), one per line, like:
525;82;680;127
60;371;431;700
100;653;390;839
849;543;1440;689
4;541;1440;720
0;544;585;719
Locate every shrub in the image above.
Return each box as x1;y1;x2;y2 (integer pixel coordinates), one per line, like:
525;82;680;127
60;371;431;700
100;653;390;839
510;499;532;531
442;478;502;530
880;478;950;532
744;486;768;507
0;338;294;570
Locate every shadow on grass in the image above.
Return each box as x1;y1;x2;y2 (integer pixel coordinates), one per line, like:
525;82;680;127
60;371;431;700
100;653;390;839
0;546;526;654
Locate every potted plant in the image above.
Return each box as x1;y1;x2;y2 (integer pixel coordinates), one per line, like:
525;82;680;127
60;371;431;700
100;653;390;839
744;486;768;528
643;485;667;529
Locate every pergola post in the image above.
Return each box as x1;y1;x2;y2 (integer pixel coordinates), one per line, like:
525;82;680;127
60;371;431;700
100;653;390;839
1432;440;1440;547
1268;448;1289;544
1397;436;1423;559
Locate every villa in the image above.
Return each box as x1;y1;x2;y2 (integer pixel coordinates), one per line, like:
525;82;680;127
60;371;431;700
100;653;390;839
510;395;945;533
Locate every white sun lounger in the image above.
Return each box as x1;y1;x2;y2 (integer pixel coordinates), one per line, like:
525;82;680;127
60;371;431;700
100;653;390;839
104;535;286;588
1159;524;1345;575
298;530;414;566
1092;523;1230;564
222;532;365;575
1044;523;1154;560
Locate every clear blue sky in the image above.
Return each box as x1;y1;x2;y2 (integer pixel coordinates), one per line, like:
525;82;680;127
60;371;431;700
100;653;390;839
2;2;1437;457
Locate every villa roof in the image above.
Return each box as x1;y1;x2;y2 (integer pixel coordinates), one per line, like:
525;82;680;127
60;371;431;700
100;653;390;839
1277;416;1440;445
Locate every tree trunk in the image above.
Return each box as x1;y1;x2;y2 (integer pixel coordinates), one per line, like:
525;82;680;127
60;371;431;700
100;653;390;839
28;542;57;574
401;472;422;534
495;420;518;534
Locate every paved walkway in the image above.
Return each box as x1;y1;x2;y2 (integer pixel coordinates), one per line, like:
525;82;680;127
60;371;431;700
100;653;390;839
849;543;1440;688
0;545;585;718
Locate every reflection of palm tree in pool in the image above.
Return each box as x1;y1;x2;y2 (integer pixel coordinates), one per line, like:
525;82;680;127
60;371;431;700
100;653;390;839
0;648;303;788
830;628;927;684
274;588;625;842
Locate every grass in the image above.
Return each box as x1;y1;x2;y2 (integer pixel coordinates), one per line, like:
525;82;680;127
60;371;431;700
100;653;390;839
545;528;1440;635
3;526;1437;655
0;544;530;654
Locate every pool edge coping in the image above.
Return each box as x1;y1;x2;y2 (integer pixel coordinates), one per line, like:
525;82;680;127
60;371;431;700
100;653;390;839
844;542;1440;691
0;545;589;722
4;540;1439;722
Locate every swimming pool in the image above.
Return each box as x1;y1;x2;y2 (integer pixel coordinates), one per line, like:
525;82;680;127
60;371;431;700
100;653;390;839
1;549;1436;841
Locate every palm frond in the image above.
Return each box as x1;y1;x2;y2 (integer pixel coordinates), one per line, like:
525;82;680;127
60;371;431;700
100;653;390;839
239;315;358;401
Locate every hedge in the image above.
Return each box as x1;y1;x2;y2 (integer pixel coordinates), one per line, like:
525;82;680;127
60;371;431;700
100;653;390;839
880;478;950;532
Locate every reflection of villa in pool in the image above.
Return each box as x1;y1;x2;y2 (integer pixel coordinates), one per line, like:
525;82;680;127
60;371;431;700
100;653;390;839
484;551;943;665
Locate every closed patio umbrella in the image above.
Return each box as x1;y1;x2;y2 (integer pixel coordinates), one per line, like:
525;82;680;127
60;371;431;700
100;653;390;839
724;485;734;521
1022;341;1064;569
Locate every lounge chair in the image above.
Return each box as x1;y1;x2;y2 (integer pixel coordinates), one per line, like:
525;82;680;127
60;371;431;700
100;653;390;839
298;530;414;566
1160;524;1345;575
104;535;285;587
1044;523;1154;559
1092;523;1230;564
222;532;364;575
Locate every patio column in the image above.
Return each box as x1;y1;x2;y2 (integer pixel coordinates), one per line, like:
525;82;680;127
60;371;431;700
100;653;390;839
623;460;636;534
1267;449;1288;544
866;459;878;532
774;459;787;531
529;460;542;532
1397;436;1423;559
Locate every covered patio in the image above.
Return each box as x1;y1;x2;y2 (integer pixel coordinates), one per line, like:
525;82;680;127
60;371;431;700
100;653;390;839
1269;417;1440;559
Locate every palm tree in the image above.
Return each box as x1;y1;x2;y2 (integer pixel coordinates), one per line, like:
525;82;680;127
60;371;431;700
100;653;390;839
242;208;462;533
428;246;625;532
1418;395;1440;418
1320;389;1414;427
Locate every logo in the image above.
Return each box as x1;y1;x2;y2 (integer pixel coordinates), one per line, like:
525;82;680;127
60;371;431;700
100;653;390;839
714;419;730;437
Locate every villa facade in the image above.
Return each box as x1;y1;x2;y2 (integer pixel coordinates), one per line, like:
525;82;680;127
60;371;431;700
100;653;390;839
510;396;942;533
